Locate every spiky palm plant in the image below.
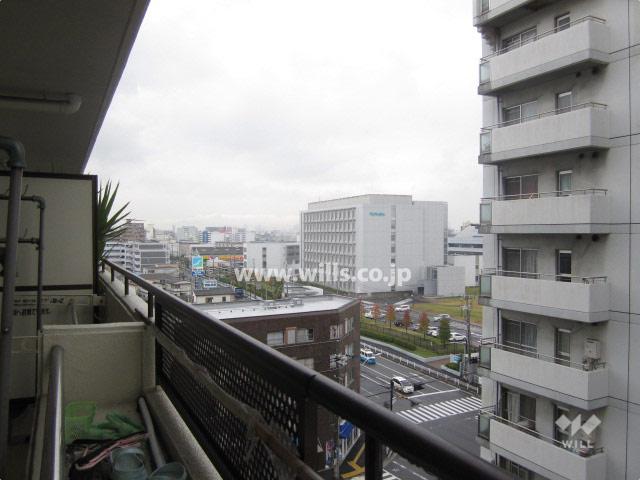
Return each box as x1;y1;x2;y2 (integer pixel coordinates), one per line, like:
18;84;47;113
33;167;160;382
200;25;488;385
96;180;131;262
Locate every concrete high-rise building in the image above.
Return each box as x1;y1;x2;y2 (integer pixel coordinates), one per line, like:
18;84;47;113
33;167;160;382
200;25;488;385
176;225;200;243
300;194;447;294
105;241;169;274
474;2;640;479
447;225;484;287
244;241;301;274
117;220;146;242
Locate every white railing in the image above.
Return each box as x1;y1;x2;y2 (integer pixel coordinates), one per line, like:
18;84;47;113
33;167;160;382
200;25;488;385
482;188;607;202
481;269;607;285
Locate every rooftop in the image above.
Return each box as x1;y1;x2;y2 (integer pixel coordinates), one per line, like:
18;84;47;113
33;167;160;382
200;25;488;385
194;295;357;320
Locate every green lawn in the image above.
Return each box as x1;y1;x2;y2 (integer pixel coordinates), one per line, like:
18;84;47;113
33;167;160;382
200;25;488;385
412;296;483;325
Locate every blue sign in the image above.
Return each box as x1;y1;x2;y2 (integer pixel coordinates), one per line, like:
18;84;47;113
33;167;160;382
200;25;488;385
369;211;385;217
192;256;203;269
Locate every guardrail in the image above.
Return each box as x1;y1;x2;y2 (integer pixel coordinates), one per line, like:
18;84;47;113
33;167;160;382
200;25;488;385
479;339;605;371
481;188;607;201
477;408;604;457
480;102;607;132
101;260;508;480
480;269;607;285
361;342;480;394
480;16;606;62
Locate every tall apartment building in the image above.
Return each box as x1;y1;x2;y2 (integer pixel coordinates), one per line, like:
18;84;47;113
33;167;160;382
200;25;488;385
176;225;200;242
117;220;146;242
300;194;447;294
105;241;169;274
474;2;639;479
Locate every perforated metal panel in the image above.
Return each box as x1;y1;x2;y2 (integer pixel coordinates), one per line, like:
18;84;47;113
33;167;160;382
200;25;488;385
156;305;302;479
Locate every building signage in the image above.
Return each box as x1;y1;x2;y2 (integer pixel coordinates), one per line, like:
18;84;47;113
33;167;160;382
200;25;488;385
369;211;385;217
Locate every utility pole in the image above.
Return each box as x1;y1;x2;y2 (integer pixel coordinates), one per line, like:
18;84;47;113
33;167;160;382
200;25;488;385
460;294;472;381
389;380;394;412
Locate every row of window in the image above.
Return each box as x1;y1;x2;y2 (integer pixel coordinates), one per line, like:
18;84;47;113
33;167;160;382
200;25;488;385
268;317;355;346
502;247;572;281
303;222;356;232
501;169;573;198
303;209;356;222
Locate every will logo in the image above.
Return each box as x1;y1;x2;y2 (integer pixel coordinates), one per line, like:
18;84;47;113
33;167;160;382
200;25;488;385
555;414;601;451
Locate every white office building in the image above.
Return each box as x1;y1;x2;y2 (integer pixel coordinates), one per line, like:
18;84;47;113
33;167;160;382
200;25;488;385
300;194;447;294
474;2;640;479
105;241;170;274
243;241;301;274
448;225;484;287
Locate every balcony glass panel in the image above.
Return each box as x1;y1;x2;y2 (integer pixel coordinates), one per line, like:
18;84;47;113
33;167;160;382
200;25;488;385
479;202;492;224
479;274;492;297
480;131;491;154
479;61;490;84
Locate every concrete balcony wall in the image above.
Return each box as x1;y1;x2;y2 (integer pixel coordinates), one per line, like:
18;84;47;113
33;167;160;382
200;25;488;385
480;20;610;94
473;0;537;27
486;194;611;234
479;106;610;163
490;347;608;404
486;275;610;322
490;419;606;480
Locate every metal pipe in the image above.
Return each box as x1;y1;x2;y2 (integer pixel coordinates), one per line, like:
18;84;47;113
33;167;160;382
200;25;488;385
40;345;64;480
24;196;45;331
0;93;81;115
0;136;26;477
137;397;166;469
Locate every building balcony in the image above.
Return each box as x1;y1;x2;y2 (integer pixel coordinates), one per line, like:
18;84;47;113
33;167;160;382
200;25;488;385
472;0;554;28
479;103;610;164
18;260;511;480
478;412;606;480
479;343;608;410
478;17;609;95
479;189;610;234
479;271;609;322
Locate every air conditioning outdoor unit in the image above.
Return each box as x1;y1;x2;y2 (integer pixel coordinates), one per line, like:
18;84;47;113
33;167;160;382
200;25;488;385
584;339;601;360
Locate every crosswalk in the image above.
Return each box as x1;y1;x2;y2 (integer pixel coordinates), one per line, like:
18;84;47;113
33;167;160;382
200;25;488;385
383;472;400;480
396;396;482;424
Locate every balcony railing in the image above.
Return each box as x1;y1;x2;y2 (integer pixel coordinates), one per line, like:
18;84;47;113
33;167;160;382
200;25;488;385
480;338;606;372
480;16;606;64
480;269;607;286
478;408;604;458
101;260;509;480
482;188;607;203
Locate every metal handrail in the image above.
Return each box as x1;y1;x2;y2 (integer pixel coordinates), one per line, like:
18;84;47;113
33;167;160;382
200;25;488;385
481;269;607;284
41;345;64;480
478;409;605;456
101;260;510;480
480;340;606;371
481;188;607;201
481;102;608;131
480;16;606;61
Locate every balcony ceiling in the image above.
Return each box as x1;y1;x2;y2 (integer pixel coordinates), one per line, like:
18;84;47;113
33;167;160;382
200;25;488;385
0;0;149;174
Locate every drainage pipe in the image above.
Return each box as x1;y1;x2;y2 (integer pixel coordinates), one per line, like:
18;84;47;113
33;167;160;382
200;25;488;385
0;136;26;477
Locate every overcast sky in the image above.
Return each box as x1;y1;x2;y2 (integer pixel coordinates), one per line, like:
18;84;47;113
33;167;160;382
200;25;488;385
87;0;482;232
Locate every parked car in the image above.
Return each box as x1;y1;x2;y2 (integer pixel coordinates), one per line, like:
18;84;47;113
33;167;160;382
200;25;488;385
431;313;451;322
427;327;439;337
393;320;403;327
449;332;467;342
391;376;414;394
364;310;385;320
409;323;420;331
360;348;377;365
394;304;411;312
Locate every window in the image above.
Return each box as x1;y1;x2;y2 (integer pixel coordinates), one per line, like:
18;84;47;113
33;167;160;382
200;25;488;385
297;358;314;369
558;170;572;194
554;405;571;443
502;388;536;430
345;343;354;357
556;250;572;282
556;91;573;113
555;328;571;366
502;248;537;277
285;327;296;344
502;26;537;52
344;317;354;334
502;100;537;125
503;174;538;199
267;331;284;346
330;324;344;339
503;319;537;355
296;328;314;343
498;456;534;480
555;13;571;32
479;0;489;14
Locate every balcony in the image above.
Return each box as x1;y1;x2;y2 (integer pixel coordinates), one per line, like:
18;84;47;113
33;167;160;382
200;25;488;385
479;271;610;322
479;189;610;234
479;343;608;410
472;0;555;28
479;17;609;95
479;103;610;164
478;412;606;480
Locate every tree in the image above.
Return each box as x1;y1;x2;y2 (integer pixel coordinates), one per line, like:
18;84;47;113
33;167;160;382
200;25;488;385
438;319;451;345
360;302;366;319
386;305;396;327
419;312;430;337
372;304;381;322
402;310;411;331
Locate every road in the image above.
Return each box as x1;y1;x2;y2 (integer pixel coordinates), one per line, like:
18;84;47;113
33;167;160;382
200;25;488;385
350;354;482;480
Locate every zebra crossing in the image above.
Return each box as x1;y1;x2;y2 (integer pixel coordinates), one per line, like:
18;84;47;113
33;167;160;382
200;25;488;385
382;472;400;480
396;396;482;424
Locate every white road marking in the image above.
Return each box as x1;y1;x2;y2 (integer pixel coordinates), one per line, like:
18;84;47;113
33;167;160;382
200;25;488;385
407;388;459;399
396;396;482;424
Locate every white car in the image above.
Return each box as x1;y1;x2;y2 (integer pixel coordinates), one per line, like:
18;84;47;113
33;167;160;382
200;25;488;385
432;313;451;322
394;304;411;312
427;327;439;337
391;376;414;394
449;332;467;342
364;310;385;320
